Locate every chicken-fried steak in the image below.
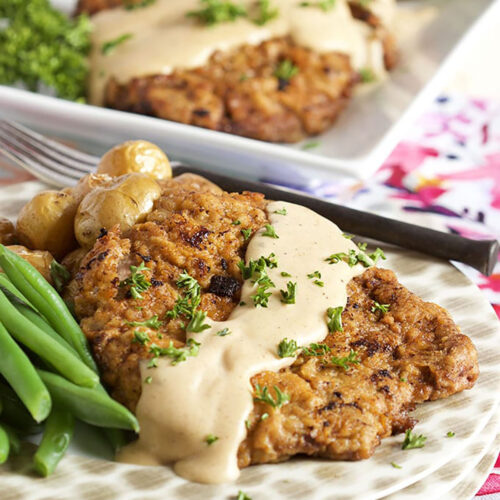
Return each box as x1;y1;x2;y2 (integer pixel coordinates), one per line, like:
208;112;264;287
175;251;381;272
67;175;479;467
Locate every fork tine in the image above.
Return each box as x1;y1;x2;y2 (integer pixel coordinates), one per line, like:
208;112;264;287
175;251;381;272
0;138;79;188
0;122;96;175
2;121;100;167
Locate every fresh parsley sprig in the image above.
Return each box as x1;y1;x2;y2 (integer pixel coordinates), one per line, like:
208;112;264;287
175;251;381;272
101;33;133;55
302;342;331;356
126;315;163;329
254;384;290;409
120;262;151;300
330;349;360;370
254;0;279;25
326;306;343;332
402;429;427;450
280;281;297;304
186;0;247;26
371;301;390;314
148;338;201;366
278;338;299;358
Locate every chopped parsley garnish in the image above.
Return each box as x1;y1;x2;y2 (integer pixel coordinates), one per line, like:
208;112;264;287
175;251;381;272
326;306;343;332
0;0;91;102
330;349;360;370
325;252;347;264
280;281;297;304
186;0;247;26
240;301;246;306
262;224;279;238
126;315;163;330
302;342;331;356
343;233;354;240
369;248;387;264
205;434;219;445
144;375;153;384
274;208;287;215
245;419;251;429
400;377;407;382
132;330;150;345
120;262;151;299
278;338;299;358
254;0;279;25
124;0;156;9
391;462;402;469
307;270;324;287
149;338;201;366
299;0;336;12
302;141;320;150
359;67;376;83
254;384;290;409
274;59;299;82
261;412;269;421
326;246;386;268
50;260;71;294
101;33;133;55
237;491;252;500
241;228;252;240
239;254;277;308
186;310;211;333
251;286;273;308
402;429;427;450
446;431;455;438
216;328;231;336
280;271;292;277
371;301;390;314
147;357;158;368
232;219;241;225
239;73;249;81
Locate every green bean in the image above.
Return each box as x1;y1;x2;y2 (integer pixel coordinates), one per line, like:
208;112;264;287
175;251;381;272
0;321;51;422
0;381;40;432
37;369;139;432
103;428;128;453
0;423;10;464
0;289;98;388
0;273;34;307
3;423;21;455
0;245;97;372
34;408;74;477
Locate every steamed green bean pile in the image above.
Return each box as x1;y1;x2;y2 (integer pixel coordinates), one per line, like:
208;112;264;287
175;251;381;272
0;244;139;476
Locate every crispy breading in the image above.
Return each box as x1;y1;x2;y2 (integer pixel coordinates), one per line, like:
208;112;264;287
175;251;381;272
68;176;479;466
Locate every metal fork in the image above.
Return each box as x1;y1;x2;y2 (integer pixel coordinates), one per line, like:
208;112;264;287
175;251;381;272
0;120;498;275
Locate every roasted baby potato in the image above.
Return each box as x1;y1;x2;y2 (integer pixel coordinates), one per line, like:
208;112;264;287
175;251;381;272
96;140;172;180
6;245;54;283
70;173;114;204
74;173;161;248
0;218;16;245
61;247;88;276
16;191;79;259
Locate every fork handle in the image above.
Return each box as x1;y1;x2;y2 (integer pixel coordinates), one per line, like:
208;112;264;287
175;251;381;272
172;166;499;276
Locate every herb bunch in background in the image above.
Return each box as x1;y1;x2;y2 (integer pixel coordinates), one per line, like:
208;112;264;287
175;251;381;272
0;0;91;102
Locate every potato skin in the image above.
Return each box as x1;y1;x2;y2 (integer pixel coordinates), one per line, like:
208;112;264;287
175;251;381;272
96;140;172;180
0;218;16;245
6;245;54;283
16;191;79;259
74;173;161;248
61;247;88;276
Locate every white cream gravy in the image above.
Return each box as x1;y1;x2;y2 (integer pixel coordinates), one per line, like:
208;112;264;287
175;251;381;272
89;0;396;104
117;201;366;483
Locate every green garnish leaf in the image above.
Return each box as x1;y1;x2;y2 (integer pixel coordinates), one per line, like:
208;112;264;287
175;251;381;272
251;286;272;308
101;33;133;55
132;330;151;345
359;67;376;83
232;219;241;225
144;376;153;384
325;252;347;264
254;384;290;409
302;141;320;150
273;208;287;215
307;271;321;279
186;310;211;333
280;271;292;277
299;0;336;12
261;412;269;421
147;357;158;369
262;224;279;238
126;315;163;329
326;306;343;332
253;0;279;25
369;248;387;264
274;59;299;82
50;260;71;294
241;228;252;240
371;301;390;314
205;434;219;445
187;0;247;26
446;431;455;438
330;349;360;370
280;281;296;304
278;338;299;358
391;462;402;469
0;0;91;101
342;233;354;240
302;342;331;356
124;0;156;9
120;262;151;300
402;429;427;450
216;328;231;336
237;491;252;500
149;338;201;365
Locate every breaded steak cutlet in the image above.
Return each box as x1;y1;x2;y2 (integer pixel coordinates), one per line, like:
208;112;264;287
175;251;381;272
67;174;479;467
77;0;397;142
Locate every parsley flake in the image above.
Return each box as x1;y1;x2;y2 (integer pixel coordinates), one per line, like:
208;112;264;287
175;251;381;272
274;59;298;82
205;434;219;445
299;0;336;12
446;431;455;438
124;0;156;9
326;306;343;332
402;429;427;450
262;224;279;238
126;315;163;330
149;338;201;365
261;412;269;421
254;384;290;409
120;262;151;299
237;491;252;500
302;141;320;150
330;349;360;370
280;271;292;277
232;219;241;225
359;67;376;83
273;207;287;215
280;281;297;304
253;0;279;25
132;330;150;345
144;376;153;384
186;0;247;26
371;301;390;314
278;338;299;358
101;33;133;55
241;228;252;240
216;328;231;336
302;342;331;356
391;462;402;469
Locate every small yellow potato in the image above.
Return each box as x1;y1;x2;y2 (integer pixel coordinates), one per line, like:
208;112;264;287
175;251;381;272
6;245;54;283
74;173;161;248
0;218;16;245
61;247;88;276
96;140;172;180
16;191;79;259
71;173;114;204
